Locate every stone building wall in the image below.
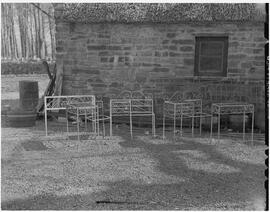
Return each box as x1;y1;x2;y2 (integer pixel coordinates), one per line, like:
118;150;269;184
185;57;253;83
55;22;264;95
55;21;265;129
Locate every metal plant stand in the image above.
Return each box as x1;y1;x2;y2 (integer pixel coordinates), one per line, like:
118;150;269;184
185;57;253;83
210;103;254;145
66;102;98;141
44;95;95;136
96;100;112;137
163;101;195;140
183;99;212;137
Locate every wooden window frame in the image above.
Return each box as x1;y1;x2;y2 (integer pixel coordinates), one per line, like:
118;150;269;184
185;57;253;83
194;36;228;77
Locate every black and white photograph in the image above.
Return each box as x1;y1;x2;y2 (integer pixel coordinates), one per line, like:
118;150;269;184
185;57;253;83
1;2;268;210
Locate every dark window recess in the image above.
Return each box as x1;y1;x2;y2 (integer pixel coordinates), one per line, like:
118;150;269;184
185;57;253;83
194;37;228;77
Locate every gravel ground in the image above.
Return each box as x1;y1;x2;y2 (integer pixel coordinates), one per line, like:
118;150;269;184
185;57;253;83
1;74;267;210
1;122;267;210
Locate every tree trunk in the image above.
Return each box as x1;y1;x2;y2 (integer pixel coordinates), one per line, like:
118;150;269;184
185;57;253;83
13;4;22;59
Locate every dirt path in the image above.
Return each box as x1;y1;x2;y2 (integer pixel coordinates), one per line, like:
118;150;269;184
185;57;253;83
1;124;266;210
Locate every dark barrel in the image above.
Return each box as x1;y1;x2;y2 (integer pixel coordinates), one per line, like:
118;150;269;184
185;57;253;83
19;81;39;111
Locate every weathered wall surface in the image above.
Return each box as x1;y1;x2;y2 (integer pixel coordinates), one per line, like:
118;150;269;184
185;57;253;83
55;22;264;95
55;21;265;129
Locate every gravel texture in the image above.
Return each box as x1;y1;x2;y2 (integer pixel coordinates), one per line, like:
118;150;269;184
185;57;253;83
1;123;266;210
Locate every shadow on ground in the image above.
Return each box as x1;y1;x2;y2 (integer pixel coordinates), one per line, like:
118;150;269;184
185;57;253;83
1;128;266;210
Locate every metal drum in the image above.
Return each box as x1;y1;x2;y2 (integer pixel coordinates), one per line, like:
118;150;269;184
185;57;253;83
19;81;39;111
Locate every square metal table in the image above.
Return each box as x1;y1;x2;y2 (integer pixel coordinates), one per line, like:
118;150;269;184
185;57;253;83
66;102;98;141
163;101;195;139
210;102;254;144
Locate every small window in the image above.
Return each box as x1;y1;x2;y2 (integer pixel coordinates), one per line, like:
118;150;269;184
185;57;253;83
195;36;228;77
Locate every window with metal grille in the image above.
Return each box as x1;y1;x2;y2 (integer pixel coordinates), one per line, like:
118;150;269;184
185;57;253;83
194;36;228;77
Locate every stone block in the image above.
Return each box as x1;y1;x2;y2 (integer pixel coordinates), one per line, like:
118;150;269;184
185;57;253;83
56;46;65;52
253;48;263;54
141;52;152;57
241;62;253;69
155;52;162;57
184;58;194;66
163;52;168;57
100;57;108;63
169;46;177;51
72;69;100;75
151;67;170;72
87;45;107;50
256;43;265;48
109;57;114;62
167;33;176;38
228;54;247;60
123;46;132;50
162;40;169;44
169;52;181;57
254;37;266;42
171;39;194;45
253;61;265;66
99;51;109;56
180;46;193;52
108;46;122;50
254;56;264;61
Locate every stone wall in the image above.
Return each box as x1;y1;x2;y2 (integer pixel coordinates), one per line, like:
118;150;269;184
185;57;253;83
55;21;265;129
55;22;265;96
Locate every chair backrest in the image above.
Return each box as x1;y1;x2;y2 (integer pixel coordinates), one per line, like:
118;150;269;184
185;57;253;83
110;90;154;115
164;101;194;118
44;95;96;111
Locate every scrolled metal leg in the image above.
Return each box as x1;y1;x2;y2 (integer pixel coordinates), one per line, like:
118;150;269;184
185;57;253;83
210;115;213;144
77;108;80;141
180;114;183;137
66;110;69;140
45;109;48;136
243;111;245;142
251;111;254;146
152;114;156;137
192;116;194;138
163;113;165;140
199;114;202;136
130;112;133;139
218;113;220;144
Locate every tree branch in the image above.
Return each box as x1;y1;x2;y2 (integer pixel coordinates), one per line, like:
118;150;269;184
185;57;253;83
30;3;53;19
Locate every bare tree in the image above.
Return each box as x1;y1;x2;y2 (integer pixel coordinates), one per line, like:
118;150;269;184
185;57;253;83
1;3;55;61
